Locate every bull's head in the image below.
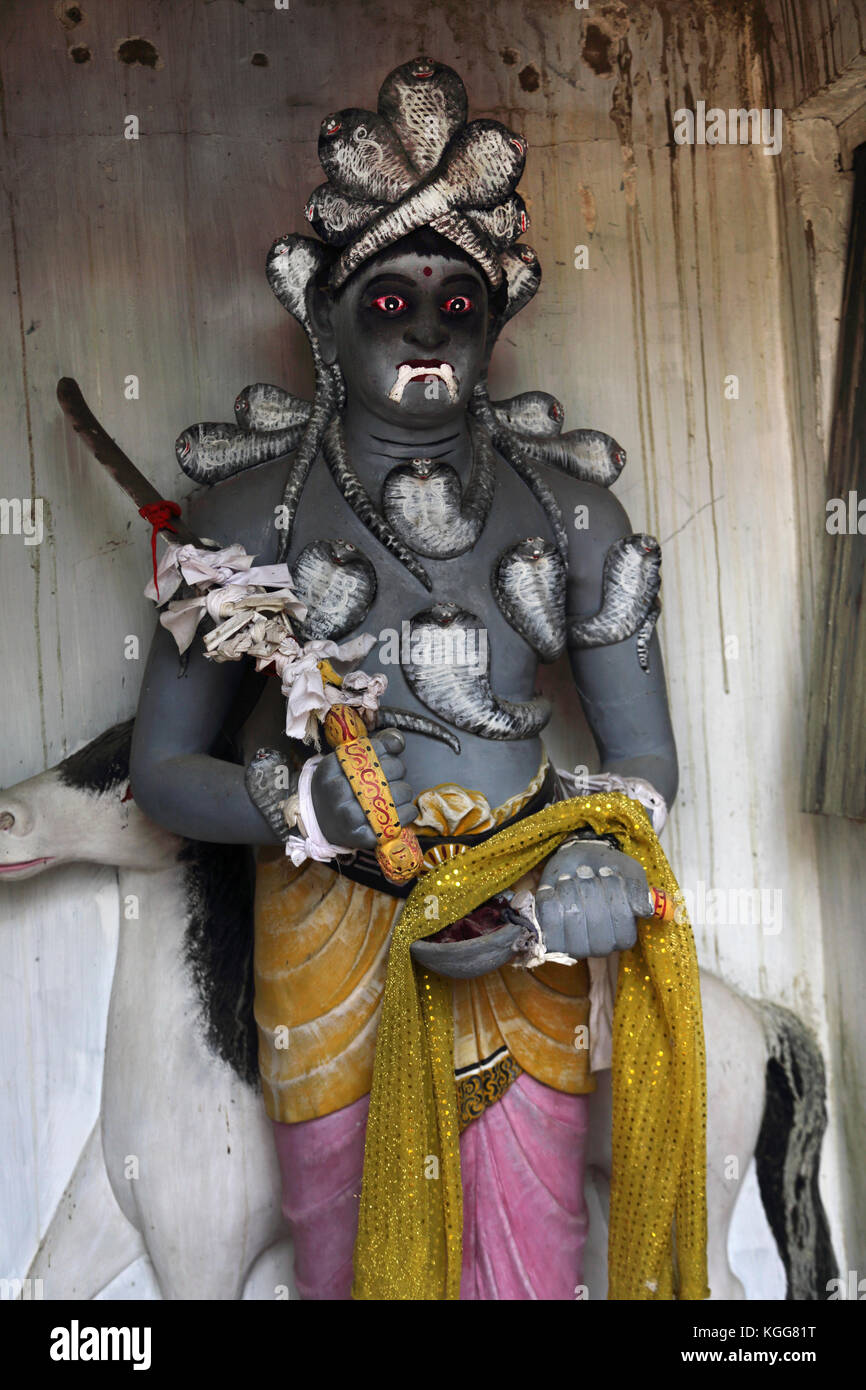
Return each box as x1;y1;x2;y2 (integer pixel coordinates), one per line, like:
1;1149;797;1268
0;721;181;880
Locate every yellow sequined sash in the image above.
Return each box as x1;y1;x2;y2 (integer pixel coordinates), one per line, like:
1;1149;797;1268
351;792;708;1302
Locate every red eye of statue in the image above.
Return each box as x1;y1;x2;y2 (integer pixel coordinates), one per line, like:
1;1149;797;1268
442;296;473;315
371;294;407;314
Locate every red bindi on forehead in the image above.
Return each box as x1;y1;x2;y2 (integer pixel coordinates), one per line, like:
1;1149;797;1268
422;266;433;277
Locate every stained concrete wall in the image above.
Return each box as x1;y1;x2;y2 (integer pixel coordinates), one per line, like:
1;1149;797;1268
1;0;863;1295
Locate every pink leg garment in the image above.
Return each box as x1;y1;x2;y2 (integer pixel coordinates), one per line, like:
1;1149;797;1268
458;1072;590;1300
271;1073;590;1301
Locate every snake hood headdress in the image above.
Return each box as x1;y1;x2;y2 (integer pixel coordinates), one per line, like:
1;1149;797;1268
307;56;531;292
269;56;542;360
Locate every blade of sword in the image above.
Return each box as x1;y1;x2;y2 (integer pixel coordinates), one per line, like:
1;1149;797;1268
56;376;201;547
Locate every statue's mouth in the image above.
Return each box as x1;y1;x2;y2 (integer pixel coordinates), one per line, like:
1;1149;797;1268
388;360;459;404
0;857;55;874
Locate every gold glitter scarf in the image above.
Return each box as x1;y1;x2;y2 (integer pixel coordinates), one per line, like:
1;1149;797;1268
351;792;708;1301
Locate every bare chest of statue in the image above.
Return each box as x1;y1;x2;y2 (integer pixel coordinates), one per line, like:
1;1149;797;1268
242;443;568;801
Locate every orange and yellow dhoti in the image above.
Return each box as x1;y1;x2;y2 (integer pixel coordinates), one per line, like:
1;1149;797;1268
253;757;594;1129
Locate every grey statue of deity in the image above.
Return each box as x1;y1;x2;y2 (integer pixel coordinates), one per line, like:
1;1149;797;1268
127;54;681;1302
130;56;675;976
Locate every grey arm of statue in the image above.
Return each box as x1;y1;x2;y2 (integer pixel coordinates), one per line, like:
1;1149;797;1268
129;469;298;843
535;481;678;959
568;624;678;807
130;619;413;847
130;618;283;845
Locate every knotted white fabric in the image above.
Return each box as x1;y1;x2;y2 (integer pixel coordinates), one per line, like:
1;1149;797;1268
143;540;388;746
145;542;307;654
145;541;293;604
268;636;387;745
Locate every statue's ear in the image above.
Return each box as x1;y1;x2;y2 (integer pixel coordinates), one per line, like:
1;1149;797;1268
306;280;339;366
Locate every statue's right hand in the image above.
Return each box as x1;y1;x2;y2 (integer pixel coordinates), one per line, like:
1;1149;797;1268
310;729;417;850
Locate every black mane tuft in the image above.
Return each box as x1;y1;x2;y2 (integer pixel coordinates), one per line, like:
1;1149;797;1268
179;838;259;1089
57;720;134;795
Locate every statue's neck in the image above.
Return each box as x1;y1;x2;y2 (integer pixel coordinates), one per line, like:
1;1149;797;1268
340;399;473;488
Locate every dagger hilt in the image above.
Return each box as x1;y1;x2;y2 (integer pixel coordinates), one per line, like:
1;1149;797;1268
319;662;423;886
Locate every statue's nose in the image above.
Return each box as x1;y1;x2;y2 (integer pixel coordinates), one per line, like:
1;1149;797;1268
403;307;448;353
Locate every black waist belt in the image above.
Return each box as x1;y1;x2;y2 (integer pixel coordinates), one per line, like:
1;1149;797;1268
331;763;562;900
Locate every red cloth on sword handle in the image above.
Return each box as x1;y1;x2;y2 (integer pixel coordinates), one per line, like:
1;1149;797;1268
139;500;182;597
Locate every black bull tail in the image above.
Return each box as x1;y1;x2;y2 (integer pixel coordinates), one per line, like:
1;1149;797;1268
753;1001;838;1300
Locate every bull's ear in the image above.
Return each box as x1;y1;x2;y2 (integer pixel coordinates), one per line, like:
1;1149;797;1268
306;280;338;366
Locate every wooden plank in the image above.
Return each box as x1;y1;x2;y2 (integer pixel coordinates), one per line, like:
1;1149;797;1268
803;142;866;818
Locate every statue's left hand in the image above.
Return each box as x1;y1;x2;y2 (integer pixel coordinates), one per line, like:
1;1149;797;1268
535;840;650;959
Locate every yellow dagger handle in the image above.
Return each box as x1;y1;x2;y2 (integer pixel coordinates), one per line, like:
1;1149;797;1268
318;662;423;886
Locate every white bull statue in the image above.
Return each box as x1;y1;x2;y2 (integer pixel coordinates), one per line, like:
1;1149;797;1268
0;722;837;1300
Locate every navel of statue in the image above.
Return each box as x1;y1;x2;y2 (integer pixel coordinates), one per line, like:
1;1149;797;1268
493;537;567;662
402;603;551;740
567;534;663;672
380;420;495;559
290;539;377;642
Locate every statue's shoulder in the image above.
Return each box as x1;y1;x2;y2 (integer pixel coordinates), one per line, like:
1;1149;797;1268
532;460;634;562
183;453;295;560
